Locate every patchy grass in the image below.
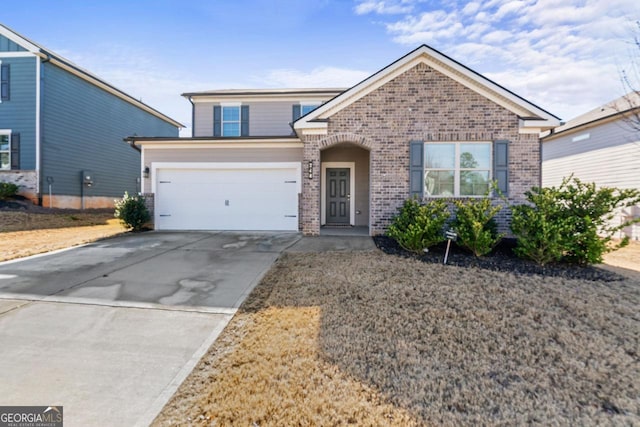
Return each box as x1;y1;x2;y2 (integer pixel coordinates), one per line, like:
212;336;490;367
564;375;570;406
0;210;126;261
603;240;640;272
153;251;640;426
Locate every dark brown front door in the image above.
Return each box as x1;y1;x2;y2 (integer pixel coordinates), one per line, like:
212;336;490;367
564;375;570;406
326;168;350;224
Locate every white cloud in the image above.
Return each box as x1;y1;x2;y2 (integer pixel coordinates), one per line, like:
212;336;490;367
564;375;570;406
355;0;415;15
462;2;481;16
257;66;371;88
352;0;640;120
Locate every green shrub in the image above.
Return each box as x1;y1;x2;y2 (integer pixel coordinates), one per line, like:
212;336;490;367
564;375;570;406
114;192;150;232
511;177;640;265
556;177;640;264
452;197;503;257
387;198;450;253
0;182;19;199
510;187;569;266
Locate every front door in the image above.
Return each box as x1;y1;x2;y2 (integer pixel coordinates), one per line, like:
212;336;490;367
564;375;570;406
326;168;350;224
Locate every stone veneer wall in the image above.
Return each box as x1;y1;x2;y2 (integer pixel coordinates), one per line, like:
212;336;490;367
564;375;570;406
142;193;155;226
0;170;38;203
300;62;541;236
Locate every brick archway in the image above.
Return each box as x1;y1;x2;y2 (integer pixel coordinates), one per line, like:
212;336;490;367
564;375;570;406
318;132;371;150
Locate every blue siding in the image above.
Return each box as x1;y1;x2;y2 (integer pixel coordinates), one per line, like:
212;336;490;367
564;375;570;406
0;56;36;169
0;35;27;52
41;62;178;197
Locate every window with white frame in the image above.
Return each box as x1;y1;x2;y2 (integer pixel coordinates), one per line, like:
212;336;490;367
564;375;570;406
0;131;10;170
424;142;491;197
222;106;241;136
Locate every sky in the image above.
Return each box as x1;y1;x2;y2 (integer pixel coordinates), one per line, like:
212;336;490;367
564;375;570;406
3;0;640;134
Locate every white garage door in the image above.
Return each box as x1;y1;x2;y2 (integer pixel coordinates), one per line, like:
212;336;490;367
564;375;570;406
154;164;300;231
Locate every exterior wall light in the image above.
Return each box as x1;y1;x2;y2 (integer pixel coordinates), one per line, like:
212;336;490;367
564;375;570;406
143;166;150;178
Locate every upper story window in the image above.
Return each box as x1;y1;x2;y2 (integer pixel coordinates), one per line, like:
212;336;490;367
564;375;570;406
424;142;491;197
1;63;9;102
222;106;240;136
0;131;11;170
292;103;320;121
214;105;249;137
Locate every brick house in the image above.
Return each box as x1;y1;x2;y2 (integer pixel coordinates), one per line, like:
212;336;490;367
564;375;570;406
128;45;560;235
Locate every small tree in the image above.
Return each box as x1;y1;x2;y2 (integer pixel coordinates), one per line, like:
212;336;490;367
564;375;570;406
114;192;150;232
452;197;503;257
387;198;450;254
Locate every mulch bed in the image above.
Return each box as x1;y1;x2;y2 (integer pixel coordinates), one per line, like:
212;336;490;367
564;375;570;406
373;236;625;282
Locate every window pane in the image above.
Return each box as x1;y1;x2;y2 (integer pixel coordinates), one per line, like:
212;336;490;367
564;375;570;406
222;123;240;136
460;144;490;169
0;153;9;169
460;171;490;196
0;135;8;151
222;106;240;121
425;144;455;169
301;104;318;115
425;170;454;196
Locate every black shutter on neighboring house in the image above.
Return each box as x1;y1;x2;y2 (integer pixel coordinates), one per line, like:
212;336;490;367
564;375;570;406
493;140;509;196
10;133;20;170
213;106;221;137
1;64;9;101
240;105;249;136
409;140;424;199
292;104;301;121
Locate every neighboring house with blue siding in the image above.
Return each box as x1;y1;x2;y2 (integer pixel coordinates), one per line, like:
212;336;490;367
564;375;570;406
0;24;182;208
542;92;640;240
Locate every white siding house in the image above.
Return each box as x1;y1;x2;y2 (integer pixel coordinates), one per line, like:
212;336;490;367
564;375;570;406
542;93;640;240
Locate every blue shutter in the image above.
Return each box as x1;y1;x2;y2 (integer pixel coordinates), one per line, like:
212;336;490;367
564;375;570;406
1;64;9;101
409;141;424;198
292;104;301;121
10;133;19;170
493;140;509;196
241;105;249;136
213;106;221;137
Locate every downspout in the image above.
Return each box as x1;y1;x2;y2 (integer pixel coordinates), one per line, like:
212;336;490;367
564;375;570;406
124;137;143;194
187;96;195;137
36;53;50;206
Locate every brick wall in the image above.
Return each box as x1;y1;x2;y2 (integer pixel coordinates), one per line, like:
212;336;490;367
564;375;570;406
300;62;541;235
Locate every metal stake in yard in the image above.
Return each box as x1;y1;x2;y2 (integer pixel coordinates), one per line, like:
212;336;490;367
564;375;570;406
444;229;457;265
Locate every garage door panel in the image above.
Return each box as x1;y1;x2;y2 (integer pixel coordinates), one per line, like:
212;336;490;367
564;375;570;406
155;167;299;231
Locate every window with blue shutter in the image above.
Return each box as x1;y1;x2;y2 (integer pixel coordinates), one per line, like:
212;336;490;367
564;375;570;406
493;140;509;196
213;106;221;137
292;105;301;122
1;64;9;101
10;133;20;170
215;105;249;137
409;141;424;198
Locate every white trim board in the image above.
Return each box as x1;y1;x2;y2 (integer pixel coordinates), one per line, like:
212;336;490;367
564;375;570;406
321;162;355;226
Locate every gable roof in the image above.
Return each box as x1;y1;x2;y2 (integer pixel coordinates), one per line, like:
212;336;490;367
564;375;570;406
544;92;640;140
0;23;183;128
294;44;560;134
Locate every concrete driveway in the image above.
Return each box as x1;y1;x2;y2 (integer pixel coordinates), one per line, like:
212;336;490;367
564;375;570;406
0;231;299;427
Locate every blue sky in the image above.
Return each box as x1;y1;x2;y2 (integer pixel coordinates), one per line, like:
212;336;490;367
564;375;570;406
4;0;640;133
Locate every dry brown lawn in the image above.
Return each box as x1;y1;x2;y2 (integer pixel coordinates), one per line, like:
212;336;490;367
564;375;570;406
153;251;640;426
0;210;127;261
603;240;640;272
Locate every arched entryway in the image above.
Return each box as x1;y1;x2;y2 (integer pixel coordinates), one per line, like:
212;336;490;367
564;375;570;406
320;142;370;235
